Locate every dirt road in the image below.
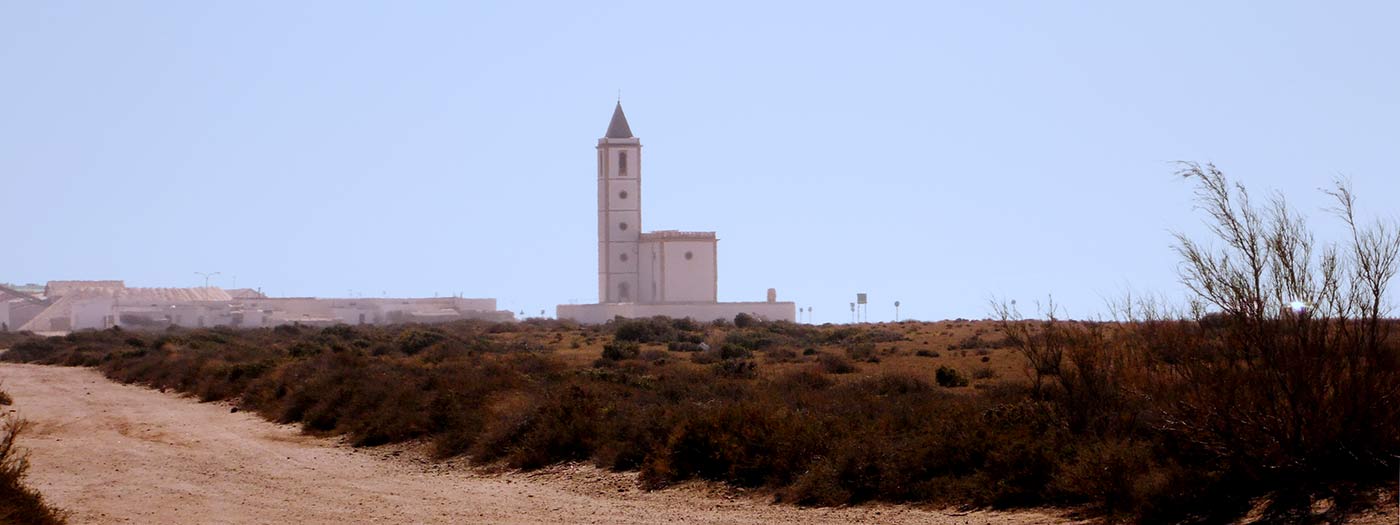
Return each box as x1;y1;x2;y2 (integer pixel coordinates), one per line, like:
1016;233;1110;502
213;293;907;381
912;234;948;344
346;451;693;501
0;363;1074;524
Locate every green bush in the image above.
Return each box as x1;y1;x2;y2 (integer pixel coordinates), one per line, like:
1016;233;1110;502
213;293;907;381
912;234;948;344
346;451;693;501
600;340;640;361
733;312;757;328
718;343;752;360
935;366;968;388
611;316;702;344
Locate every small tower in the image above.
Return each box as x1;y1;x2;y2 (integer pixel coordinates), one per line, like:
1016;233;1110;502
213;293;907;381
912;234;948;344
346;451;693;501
597;103;642;303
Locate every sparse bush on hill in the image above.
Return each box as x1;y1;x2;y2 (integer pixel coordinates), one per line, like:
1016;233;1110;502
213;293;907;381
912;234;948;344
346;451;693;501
712;359;757;379
844;342;876;362
610;316;702;344
815;353;856;374
600;340;641;361
721;329;777;352
732;312;757;328
717;343;752;360
665;341;704;352
934;366;968;388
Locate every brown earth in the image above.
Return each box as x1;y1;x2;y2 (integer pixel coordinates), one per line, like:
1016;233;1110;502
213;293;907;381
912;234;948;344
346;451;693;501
0;362;1079;525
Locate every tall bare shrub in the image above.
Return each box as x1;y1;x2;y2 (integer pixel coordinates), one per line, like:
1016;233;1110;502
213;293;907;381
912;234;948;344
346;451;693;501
1143;163;1400;510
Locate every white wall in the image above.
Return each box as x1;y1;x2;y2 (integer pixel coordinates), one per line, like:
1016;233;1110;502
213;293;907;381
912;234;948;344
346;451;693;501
333;305;380;325
70;298;116;330
557;301;795;324
661;240;716;303
598;137;643;304
234;308;266;328
638;238;717;304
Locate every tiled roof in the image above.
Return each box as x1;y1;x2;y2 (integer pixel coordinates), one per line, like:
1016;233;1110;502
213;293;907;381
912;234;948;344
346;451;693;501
45;280;125;298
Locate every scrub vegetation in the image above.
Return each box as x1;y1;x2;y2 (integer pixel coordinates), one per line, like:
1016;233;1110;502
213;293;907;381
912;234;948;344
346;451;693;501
2;165;1397;523
0;397;67;524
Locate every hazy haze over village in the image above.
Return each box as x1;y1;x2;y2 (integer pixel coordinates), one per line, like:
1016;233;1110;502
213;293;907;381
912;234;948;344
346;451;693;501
3;2;1399;323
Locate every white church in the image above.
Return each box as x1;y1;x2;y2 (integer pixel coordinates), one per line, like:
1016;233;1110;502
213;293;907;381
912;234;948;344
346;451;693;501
557;103;796;324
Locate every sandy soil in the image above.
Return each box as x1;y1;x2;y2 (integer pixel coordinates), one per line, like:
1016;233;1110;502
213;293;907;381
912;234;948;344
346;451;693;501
0;363;1078;525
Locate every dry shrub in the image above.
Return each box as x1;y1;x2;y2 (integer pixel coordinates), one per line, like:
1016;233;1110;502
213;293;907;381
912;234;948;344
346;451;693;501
815;353;856;374
600;340;640;361
0;415;66;524
712;359;757;379
934;366;968;388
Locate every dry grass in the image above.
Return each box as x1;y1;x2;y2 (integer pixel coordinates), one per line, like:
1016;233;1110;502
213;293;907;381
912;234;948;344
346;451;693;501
3;313;1394;523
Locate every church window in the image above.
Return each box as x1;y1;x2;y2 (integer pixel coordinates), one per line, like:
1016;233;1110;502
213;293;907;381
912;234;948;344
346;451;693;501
619;222;628;231
620;253;629;262
619;190;628;199
685;251;694;260
619;282;631;301
619;152;628;176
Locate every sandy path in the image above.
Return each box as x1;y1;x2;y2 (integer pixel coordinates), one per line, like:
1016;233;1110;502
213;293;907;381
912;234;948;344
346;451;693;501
0;363;1078;524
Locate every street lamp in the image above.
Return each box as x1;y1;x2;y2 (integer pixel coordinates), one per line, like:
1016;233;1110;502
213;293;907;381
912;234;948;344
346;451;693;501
194;271;221;289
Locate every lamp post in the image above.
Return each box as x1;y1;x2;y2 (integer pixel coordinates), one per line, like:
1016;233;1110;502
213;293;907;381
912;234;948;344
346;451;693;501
895;300;901;322
194;271;221;289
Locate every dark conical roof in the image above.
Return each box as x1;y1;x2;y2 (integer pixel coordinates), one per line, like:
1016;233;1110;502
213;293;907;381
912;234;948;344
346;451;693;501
605;102;633;138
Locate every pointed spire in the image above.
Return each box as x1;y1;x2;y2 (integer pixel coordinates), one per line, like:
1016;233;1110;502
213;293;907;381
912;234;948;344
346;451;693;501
605;102;633;139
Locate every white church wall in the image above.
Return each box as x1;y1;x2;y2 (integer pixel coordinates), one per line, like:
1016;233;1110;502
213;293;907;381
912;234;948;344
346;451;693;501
610;242;640;275
606;179;640;211
598;133;643;305
638;242;659;303
661;240;717;303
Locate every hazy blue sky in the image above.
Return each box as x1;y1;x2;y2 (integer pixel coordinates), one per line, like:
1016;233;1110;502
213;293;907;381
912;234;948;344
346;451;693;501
3;2;1397;323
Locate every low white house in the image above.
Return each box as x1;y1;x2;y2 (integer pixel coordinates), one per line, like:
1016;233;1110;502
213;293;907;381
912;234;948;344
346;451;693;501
71;297;115;330
21;280;510;332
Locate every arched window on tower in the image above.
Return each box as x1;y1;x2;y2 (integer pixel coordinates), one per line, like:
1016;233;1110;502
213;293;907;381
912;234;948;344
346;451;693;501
619;152;628;176
618;282;631;302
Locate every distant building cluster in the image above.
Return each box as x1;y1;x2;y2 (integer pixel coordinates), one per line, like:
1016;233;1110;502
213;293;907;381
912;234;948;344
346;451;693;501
0;281;511;334
6;103;796;332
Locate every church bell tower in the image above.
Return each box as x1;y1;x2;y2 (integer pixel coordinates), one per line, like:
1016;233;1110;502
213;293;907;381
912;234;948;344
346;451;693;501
597;103;641;303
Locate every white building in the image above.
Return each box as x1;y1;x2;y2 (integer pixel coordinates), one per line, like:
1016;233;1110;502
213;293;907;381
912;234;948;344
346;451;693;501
13;280;510;332
558;104;795;324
